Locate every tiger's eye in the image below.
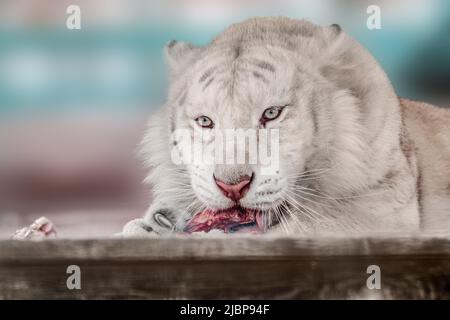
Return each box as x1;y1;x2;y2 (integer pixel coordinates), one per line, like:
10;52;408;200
264;108;280;119
261;106;284;124
195;116;214;128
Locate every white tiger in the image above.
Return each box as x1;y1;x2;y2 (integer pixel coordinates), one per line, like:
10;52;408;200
123;17;450;237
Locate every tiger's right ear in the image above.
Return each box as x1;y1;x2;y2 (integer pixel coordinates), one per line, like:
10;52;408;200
164;40;201;76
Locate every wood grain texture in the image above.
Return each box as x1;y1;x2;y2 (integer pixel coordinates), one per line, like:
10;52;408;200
1;237;450;299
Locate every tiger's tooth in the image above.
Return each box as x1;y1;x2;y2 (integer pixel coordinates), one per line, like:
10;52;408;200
255;211;265;232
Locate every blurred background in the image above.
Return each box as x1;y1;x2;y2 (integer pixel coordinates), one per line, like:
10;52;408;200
0;0;449;238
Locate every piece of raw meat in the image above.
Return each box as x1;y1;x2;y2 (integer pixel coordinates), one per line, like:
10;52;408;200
185;207;265;234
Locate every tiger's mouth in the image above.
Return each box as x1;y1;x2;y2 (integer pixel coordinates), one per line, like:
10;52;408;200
184;206;267;234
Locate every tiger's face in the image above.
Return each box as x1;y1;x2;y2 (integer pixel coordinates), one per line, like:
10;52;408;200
168;44;339;231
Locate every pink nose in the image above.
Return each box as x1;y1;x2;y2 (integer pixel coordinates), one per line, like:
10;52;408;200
214;175;252;201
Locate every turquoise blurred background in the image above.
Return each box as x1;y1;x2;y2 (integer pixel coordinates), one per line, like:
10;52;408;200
0;0;449;116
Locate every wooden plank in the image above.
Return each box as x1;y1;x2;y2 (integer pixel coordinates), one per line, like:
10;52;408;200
1;237;450;299
2;236;450;260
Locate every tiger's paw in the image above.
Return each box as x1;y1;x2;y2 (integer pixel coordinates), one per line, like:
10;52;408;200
12;217;57;240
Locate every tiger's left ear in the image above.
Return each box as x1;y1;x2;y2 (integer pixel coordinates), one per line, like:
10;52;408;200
164;40;202;76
